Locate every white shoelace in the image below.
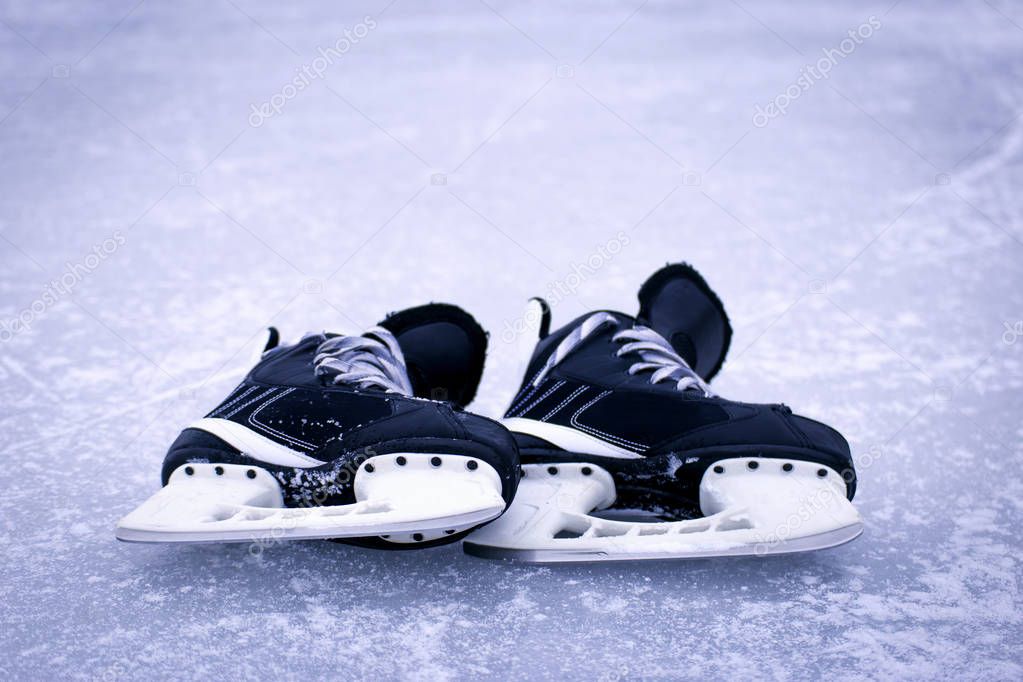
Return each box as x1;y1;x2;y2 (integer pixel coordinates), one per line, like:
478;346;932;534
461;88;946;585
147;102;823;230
531;312;714;397
313;328;414;395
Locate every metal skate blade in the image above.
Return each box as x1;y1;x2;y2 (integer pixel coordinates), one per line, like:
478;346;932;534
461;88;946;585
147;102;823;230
462;460;862;563
463;521;862;563
116;455;506;545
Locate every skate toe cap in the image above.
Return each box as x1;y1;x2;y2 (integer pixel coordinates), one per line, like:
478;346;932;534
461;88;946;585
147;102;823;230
453;410;519;460
786;414;850;458
786;413;857;497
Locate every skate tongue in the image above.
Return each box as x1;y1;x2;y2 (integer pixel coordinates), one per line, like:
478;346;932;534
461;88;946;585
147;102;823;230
637;263;732;382
378;303;487;406
262;327;280;352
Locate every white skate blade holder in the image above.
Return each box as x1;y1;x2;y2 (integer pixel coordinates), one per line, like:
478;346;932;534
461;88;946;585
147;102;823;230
463;458;862;562
116;453;505;545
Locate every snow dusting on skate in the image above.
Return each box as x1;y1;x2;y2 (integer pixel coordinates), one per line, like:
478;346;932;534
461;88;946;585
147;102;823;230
1;0;1021;679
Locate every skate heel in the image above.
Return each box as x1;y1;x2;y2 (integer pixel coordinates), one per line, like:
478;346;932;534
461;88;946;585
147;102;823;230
116;454;505;544
464;459;862;562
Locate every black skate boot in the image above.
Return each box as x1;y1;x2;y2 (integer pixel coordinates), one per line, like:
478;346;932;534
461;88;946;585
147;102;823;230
116;304;519;549
464;265;860;562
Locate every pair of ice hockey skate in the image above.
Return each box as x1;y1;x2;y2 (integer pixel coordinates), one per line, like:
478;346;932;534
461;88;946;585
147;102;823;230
116;264;862;562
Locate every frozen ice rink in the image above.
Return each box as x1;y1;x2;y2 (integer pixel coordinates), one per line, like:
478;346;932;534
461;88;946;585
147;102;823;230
1;1;1021;679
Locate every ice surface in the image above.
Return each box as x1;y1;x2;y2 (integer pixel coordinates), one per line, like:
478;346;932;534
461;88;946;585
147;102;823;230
1;0;1021;679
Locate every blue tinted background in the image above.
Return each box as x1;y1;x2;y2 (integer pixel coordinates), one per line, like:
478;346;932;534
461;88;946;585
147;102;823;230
1;1;1021;679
